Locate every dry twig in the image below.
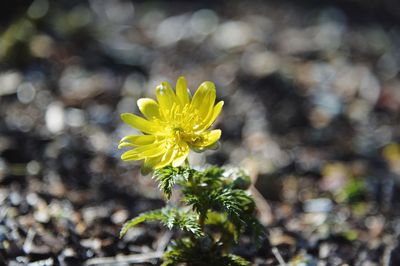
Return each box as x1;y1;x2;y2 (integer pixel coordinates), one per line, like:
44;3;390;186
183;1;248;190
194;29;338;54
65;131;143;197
84;251;163;266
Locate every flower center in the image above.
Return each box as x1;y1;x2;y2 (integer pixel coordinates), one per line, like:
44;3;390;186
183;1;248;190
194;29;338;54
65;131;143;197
159;103;205;146
170;126;202;145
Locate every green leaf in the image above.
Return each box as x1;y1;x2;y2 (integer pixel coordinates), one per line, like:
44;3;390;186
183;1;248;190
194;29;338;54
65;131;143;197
162;238;250;266
120;206;204;238
224;168;252;190
247;217;267;247
120;209;166;238
183;193;210;217
206;211;239;243
209;188;265;245
154;166;191;199
203;165;225;179
221;254;251;266
179;214;203;236
211;189;254;223
181;166;265;245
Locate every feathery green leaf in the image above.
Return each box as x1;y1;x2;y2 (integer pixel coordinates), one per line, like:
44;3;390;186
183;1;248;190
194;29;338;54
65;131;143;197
120;209;166;238
154;166;192;199
162;238;250;266
120;206;204;238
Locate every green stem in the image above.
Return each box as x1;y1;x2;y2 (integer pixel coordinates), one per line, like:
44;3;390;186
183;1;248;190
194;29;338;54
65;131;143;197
185;158;207;234
184;158;190;168
199;213;206;231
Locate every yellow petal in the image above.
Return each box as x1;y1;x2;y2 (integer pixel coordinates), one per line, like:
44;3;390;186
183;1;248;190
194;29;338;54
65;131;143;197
176;76;190;106
172;143;189;167
121;142;166;161
156;82;178;110
191;82;216;118
121;113;162;134
118;135;156;149
154;148;176;169
202;129;221;146
137;98;161;120
191;129;221;150
198;101;224;131
118;142;135;148
121;150;144;161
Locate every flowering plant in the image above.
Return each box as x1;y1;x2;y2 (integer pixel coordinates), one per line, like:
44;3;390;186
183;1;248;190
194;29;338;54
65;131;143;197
119;77;265;265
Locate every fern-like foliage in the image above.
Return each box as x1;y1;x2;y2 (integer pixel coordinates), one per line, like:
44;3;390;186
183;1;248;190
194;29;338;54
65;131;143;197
211;188;254;218
122;165;266;265
153;166;192;199
120;209;165;238
162;238;250;266
120;206;204;238
210;188;266;246
246;217;267;247
181;166;226;217
224;168;252;190
181;166;265;245
205;211;239;244
221;254;252;266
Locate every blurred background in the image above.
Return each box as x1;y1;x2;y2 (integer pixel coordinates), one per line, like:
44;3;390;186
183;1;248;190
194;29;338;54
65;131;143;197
1;0;400;265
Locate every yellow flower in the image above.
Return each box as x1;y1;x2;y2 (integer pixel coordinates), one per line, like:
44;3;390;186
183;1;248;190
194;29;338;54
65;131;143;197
119;76;223;171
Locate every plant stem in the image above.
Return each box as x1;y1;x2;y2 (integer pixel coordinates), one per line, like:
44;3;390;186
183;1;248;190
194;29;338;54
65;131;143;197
199;213;206;231
184;158;190;168
184;158;207;233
